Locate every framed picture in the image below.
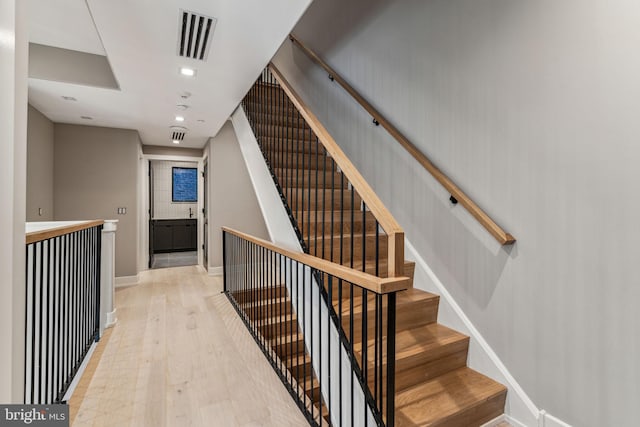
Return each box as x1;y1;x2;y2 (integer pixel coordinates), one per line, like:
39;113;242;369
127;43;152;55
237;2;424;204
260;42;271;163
172;167;198;202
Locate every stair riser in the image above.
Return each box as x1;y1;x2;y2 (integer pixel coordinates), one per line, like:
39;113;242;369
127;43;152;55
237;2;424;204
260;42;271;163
244;301;292;320
255;124;315;140
262;139;326;155
287;359;313;381
231;287;286;302
268;153;336;171
289;190;362;211
258;114;307;129
259;318;298;340
272;338;305;359
276;172;348;189
307;235;388;260
245;101;297;116
395;349;468;393
338;298;440;344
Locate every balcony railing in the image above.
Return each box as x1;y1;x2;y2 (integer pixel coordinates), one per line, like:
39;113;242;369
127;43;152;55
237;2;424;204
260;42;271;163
24;220;105;404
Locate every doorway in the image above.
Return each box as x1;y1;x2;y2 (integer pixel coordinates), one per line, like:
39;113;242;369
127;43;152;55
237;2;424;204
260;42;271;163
203;159;209;270
148;160;199;269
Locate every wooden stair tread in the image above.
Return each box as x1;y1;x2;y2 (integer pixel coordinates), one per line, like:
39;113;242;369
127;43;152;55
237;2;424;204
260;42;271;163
331;287;437;311
355;324;469;370
244;78;508;425
395;367;507;427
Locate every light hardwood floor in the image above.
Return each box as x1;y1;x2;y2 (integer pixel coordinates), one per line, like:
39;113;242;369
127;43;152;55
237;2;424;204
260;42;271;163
71;266;307;427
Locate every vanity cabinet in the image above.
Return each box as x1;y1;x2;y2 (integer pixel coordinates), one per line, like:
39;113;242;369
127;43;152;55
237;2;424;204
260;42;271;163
152;219;197;252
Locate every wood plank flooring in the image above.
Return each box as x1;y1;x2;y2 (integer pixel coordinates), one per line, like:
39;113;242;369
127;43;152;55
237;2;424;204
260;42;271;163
71;266;307;427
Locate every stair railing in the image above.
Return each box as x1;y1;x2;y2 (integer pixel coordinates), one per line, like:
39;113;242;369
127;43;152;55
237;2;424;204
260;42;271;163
223;227;410;426
241;64;405;279
288;34;516;245
25;220;104;404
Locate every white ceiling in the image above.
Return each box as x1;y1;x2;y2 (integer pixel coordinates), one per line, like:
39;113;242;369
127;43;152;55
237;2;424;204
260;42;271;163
26;0;311;148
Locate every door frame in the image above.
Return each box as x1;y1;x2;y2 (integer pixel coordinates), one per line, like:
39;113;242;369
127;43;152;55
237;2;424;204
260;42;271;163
140;153;204;271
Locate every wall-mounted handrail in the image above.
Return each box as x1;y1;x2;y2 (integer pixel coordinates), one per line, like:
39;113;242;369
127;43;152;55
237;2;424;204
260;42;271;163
288;34;516;245
267;63;407;277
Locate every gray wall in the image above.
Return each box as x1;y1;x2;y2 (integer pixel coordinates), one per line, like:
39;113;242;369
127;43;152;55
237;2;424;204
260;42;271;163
209;121;269;269
273;1;640;425
0;0;28;402
26;105;54;221
142;145;204;157
54;124;140;277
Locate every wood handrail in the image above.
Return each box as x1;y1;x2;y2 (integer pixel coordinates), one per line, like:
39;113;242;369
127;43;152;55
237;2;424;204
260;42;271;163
288;34;516;245
267;63;406;277
26;220;104;244
268;64;403;235
223;227;410;294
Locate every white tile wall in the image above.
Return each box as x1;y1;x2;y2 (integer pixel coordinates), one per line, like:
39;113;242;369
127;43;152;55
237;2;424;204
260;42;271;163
152;160;198;219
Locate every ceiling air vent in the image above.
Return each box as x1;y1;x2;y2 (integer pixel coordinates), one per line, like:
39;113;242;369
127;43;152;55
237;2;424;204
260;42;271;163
178;10;217;61
170;126;187;141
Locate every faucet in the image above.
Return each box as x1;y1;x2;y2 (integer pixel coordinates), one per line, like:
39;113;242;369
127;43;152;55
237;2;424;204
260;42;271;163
189;207;194;218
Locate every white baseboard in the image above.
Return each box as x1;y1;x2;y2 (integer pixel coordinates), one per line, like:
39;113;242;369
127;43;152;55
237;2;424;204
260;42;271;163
105;309;117;328
538;411;572;427
62;341;97;402
115;274;139;287
208;266;223;276
405;239;570;427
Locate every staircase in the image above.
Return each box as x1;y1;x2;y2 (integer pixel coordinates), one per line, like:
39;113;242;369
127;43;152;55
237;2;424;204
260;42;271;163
239;65;507;426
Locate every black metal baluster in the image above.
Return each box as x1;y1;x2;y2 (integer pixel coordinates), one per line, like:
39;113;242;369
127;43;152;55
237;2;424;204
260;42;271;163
363;287;368;426
39;240;46;403
362;203;367;273
386;293;396;427
310;266;314;423
322;144;327;262
331;162;335;263
327;274;332;423
338;277;343;424
307;126;312;253
302;263;307;410
300;120;306;249
350;188;355;270
314;134;319;258
350;282;354;427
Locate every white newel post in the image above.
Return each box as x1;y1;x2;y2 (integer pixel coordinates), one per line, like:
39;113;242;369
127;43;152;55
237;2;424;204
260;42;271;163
101;220;118;335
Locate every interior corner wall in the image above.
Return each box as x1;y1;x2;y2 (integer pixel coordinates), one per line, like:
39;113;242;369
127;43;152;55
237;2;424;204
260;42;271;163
26;104;54;221
54;124;139;278
209;121;269;269
273;1;640;426
0;0;27;403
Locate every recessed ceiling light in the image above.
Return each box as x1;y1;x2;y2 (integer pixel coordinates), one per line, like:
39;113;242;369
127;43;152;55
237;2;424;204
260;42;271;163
81;116;93;120
172;139;180;144
175;116;185;122
180;67;196;77
62;96;77;101
176;104;189;110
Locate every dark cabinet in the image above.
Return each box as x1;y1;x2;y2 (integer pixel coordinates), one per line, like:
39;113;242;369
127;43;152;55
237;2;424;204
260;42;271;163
152;219;197;253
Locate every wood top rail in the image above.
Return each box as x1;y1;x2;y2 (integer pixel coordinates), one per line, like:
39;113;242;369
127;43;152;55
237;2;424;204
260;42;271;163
268;62;406;276
288;34;516;245
26;220;104;245
223;227;411;294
